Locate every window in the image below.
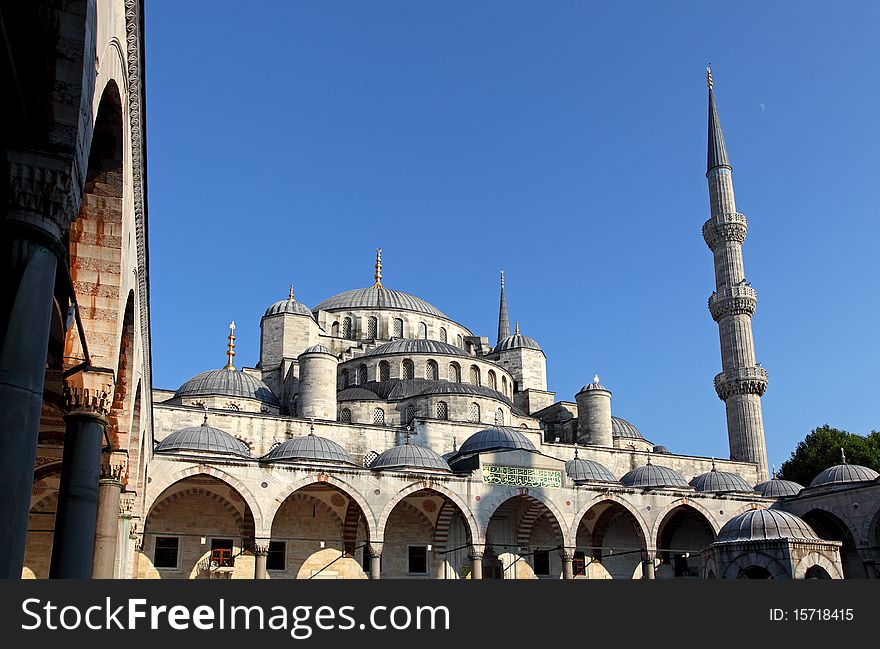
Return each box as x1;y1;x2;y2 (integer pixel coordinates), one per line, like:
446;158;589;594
426;360;438;380
404;405;416;425
393;318;404;338
533;549;550;576
439;327;447;343
154;536;179;569
437;401;448;420
267;541;286;571
402;359;414;380
417;322;427;339
408;546;428;575
367;316;378;339
379;361;390;382
211;538;234;568
470;365;480;386
340;408;352;424
331;321;340;337
357;364;367;385
502;376;508;396
469;402;480;423
488;370;497;391
342;317;352;339
457;334;463;349
494;408;504;426
573;551;586;577
340;370;349;389
449;363;461;383
374;408;385;425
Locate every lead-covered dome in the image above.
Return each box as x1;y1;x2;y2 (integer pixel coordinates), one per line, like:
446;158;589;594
809;462;879;487
493;333;542;353
370;441;451;473
364;339;468;358
264;289;314;318
621;459;691;489
612;417;643;439
313;285;447;318
156;420;251;458
300;344;334;356
715;508;819;543
457;426;537;455
565;451;617;484
174;368;280;407
754;476;804;498
262;434;355;465
689;465;756;493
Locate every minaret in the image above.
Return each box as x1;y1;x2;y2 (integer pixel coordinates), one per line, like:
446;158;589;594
224;321;236;370
497;269;510;343
702;67;769;482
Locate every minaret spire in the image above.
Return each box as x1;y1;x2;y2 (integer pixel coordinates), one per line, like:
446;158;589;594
702;69;769;482
224;321;236;370
497;269;510;343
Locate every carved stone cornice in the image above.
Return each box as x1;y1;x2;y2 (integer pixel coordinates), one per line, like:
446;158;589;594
63;382;111;419
714;366;769;400
708;285;757;321
703;212;748;249
5;154;80;249
119;492;135;518
100;453;128;484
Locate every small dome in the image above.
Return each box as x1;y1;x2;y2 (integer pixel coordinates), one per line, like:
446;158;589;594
565;453;617;483
612;417;643;439
457;426;537;455
690;466;756;493
716;508;820;543
493;333;542;353
653;445;671;454
174;368;280;407
364;338;469;358
754;477;804;498
809;463;879;487
419;381;511;403
156;422;251;457
264;295;313;318
300;344;334;356
370;442;451;473
313;286;448;318
620;460;691;489
337;387;380;401
577;374;608;394
262;434;355;465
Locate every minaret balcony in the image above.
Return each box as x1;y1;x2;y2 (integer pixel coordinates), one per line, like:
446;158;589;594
714;366;768;400
702;211;748;249
708;285;757;321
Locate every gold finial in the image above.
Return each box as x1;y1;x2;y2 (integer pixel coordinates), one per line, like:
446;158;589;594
515;321;520;335
373;248;383;287
224;321;236;370
288;285;295;300
706;65;713;90
840;447;847;464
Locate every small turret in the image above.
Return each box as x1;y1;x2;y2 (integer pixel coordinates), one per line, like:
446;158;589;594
297;345;338;420
575;374;613;447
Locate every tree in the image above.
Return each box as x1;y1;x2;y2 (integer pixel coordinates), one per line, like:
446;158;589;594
777;425;880;487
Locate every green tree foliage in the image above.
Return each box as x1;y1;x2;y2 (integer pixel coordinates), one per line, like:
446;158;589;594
777;425;880;486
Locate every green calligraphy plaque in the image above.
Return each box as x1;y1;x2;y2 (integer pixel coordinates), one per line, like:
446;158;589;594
482;465;562;488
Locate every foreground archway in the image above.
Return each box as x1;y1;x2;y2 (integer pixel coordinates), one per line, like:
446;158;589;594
577;500;649;579
483;495;566;579
802;509;863;578
654;505;715;579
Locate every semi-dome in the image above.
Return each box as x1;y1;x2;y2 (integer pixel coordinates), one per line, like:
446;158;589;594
300;344;334;356
264;288;313;318
370;441;451;473
754;476;804;498
419;381;511;403
620;459;691;489
809;461;879;487
174;368;280;407
565;451;617;483
612;417;643;439
716;508;820;543
337;387;381;401
689;465;756;493
313;286;447;318
262;434;355;465
156;420;251;458
457;426;536;455
365;338;468;358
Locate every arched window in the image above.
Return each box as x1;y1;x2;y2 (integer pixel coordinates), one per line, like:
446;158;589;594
391;317;403;338
379;360;390;382
488;370;497;391
340;408;352;424
469;402;480;423
417;322;427;339
449;362;461;383
439;327;447;343
426;360;438;380
470;365;480;386
437;401;448;420
341;369;349;389
457;334;464;349
404;405;416;425
367;316;378;339
331;321;340;337
494;408;504;426
358;364;368;385
374;408;385;425
342;317;352;339
402;359;414;380
501;376;508;395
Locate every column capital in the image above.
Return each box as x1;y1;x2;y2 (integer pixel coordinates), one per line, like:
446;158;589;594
119;492;135;518
63;381;111;421
366;542;383;558
468;544;485;560
100;452;128;484
253;539;271;556
558;547;577;561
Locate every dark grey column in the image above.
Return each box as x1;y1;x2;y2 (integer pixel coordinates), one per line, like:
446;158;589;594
642;551;656;580
49;386;110;578
91;458;125;578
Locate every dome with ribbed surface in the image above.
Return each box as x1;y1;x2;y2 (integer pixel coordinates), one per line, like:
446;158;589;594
365;339;468;358
612;417;643;439
621;460;691;489
262;434;355;465
457;426;536;455
313;286;447;318
653;445;672;454
689;467;756;493
716;509;819;543
300;344;334;356
565;454;617;483
174;368;280;407
493;334;542;353
754;477;804;498
370;442;451;473
156;422;251;457
809;463;879;487
337;387;381;401
264;297;313;318
418;382;509;402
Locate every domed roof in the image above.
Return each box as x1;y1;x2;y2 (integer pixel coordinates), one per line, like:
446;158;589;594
493;332;542;353
620;460;691;489
612;416;643;439
156;420;251;457
689;465;756;493
300;344;334;356
418;381;510;402
809;462;878;487
577;375;608;394
262;434;355;465
716;508;820;543
755;476;804;498
565;451;617;483
653;445;672;454
313;285;447;318
338;387;381;401
264;289;313;318
370;441;451;473
174;368;280;407
365;338;468;358
457;426;536;455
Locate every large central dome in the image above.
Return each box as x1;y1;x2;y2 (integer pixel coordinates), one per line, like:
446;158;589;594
313;285;447;318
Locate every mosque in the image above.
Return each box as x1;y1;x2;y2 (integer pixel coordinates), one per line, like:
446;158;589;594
4;0;879;581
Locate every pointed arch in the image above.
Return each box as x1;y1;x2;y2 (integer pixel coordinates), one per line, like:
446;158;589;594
376;481;481;546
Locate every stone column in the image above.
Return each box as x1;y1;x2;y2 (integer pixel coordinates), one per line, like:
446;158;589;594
49;384;110;579
254;541;270;580
367;543;382;580
469;546;484;580
642;551;656;580
91;455;126;578
560;548;575;580
114;492;134;578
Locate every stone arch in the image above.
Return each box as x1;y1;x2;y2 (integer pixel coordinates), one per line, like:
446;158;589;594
722;552;789;580
377;482;481;545
146;487;245;537
793;553;842;580
801;508;863;578
570;494;651;548
649;498;721;542
106;290;136;450
653;503;716;578
478;488;571;548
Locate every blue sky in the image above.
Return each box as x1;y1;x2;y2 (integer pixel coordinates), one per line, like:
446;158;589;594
145;1;880;469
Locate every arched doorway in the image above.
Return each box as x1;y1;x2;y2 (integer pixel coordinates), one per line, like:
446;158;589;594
578;501;647;579
802;509;863;578
804;565;832;579
655;505;715;579
484;495;565;579
739;565;773;579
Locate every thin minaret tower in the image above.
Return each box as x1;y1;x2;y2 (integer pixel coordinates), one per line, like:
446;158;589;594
702;67;769;482
497;269;510;343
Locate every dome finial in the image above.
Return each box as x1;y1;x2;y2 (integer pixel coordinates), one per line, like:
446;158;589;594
452;435;457;452
711;456;716;471
706;64;713;89
309;418;315;436
574;443;579;459
224;321;236;370
289;285;295;300
646;456;653;466
202;403;209;426
500;268;505;288
404;426;412;445
772;464;777;478
840;447;847;464
593;373;600;384
373;248;383;287
515;321;520;335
